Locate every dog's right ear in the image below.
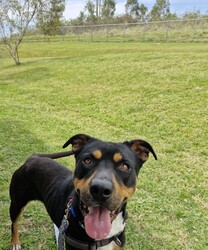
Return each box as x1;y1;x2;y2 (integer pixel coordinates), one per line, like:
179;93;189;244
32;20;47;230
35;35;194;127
63;134;92;152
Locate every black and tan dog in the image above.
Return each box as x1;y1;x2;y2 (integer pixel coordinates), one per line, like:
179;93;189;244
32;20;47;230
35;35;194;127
10;134;157;250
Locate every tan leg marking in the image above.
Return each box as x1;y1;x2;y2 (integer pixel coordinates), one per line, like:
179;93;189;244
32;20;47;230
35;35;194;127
11;220;21;249
11;207;24;250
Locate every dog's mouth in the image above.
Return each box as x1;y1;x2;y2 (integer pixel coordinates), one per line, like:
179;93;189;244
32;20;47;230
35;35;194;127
80;202;119;239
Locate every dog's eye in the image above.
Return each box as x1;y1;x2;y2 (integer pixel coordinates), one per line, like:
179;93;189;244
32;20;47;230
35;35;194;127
117;163;130;172
83;157;92;166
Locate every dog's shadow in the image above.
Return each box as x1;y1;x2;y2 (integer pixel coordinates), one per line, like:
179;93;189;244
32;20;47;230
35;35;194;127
0;120;58;250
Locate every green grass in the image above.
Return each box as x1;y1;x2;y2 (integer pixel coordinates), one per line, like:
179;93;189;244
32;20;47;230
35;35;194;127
0;41;208;250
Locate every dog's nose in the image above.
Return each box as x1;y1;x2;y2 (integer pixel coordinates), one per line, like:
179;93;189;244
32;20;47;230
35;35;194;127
90;179;113;201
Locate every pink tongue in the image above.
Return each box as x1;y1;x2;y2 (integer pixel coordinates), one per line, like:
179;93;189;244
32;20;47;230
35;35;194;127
84;207;112;239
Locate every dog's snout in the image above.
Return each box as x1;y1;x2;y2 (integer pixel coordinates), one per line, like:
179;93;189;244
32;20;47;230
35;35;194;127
90;179;113;201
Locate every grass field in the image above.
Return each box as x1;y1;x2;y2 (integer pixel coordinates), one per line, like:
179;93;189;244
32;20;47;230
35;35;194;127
0;41;207;250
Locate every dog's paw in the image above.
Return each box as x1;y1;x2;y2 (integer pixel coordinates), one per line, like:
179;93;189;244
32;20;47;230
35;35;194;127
11;244;21;250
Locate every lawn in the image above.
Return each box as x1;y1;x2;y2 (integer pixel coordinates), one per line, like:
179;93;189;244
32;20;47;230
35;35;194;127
0;41;207;250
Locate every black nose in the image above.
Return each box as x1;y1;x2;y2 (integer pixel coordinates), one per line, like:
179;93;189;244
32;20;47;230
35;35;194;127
90;179;113;201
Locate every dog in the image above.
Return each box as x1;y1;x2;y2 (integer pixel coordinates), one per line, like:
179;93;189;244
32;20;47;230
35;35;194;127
10;134;157;250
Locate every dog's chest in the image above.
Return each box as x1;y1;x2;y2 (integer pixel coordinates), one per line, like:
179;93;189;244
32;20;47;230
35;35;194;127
98;212;125;250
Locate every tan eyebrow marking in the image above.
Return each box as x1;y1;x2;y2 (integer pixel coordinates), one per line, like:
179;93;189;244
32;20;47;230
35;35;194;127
113;152;123;162
92;150;102;159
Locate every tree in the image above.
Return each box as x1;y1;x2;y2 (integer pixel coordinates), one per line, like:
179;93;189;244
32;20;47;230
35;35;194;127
125;0;139;18
37;0;65;35
101;0;116;20
0;0;51;65
95;0;102;18
67;11;86;26
182;10;201;20
150;0;171;21
139;3;148;22
125;0;148;22
85;0;96;24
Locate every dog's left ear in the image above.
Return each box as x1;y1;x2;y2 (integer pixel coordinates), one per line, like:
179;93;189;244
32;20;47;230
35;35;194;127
124;139;157;162
63;134;92;152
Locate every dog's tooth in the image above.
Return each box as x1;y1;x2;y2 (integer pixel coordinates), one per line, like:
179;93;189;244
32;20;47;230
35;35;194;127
110;210;116;217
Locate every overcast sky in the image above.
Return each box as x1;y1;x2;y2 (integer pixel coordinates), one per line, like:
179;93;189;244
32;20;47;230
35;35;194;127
64;0;208;19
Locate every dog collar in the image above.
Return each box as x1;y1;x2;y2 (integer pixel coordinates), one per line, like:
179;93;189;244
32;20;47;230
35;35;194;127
65;232;123;250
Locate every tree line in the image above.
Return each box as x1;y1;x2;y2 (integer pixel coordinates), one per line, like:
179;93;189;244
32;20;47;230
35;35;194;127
34;0;208;29
1;0;208;65
70;0;174;25
66;0;207;26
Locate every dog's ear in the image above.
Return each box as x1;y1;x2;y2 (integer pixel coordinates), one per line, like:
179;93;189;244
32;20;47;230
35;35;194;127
63;134;92;152
124;139;157;162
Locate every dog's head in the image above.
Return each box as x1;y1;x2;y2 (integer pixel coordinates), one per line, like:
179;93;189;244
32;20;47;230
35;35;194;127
63;134;157;239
